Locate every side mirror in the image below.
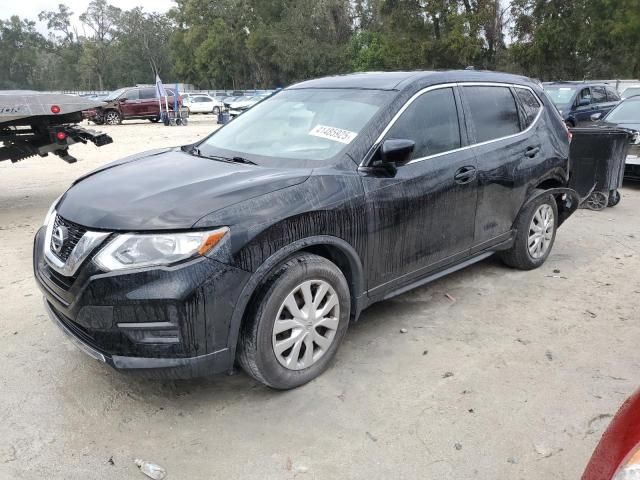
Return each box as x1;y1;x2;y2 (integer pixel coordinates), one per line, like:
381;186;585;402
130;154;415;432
579;98;591;107
590;112;602;122
381;139;415;166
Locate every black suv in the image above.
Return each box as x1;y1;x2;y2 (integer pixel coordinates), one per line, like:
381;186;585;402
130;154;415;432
544;82;620;127
34;71;579;389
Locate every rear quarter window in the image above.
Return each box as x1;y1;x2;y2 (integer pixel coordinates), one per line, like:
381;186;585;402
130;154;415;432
515;88;542;129
463;86;521;143
606;87;620;101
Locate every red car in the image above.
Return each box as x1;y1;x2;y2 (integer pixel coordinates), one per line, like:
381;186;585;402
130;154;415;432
583;389;640;479
83;86;180;125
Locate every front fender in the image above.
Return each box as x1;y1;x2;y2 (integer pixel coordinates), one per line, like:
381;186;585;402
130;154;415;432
224;235;366;360
521;187;580;227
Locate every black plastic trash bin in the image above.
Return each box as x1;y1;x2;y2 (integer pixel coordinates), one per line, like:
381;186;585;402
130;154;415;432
568;127;636;210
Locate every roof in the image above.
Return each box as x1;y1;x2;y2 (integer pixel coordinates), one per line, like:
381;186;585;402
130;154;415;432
288;70;535;91
545;81;611;87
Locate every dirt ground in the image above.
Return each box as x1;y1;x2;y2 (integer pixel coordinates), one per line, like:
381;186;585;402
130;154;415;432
0;115;639;479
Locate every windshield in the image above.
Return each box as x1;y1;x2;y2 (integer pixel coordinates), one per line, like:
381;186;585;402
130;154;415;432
605;100;640;123
199;88;392;162
544;86;576;107
104;88;127;101
622;87;640;99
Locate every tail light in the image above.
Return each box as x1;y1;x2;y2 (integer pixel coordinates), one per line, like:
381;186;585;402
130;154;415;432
56;131;66;141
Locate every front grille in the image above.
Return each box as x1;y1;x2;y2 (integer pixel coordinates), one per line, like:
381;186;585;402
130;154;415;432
51;214;87;262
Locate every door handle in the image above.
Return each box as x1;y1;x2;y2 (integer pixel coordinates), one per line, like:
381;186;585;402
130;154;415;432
454;166;477;184
525;146;541;158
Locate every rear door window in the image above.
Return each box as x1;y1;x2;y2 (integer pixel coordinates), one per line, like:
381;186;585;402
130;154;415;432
385;87;461;159
139;88;156;100
592;86;607;104
463;86;521;143
514;88;542;129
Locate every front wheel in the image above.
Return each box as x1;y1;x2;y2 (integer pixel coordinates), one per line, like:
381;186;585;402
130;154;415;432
237;253;350;389
500;191;558;270
212;106;221;115
104;110;121;125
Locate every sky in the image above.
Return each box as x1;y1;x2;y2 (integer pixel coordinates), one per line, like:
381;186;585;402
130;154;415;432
2;0;176;34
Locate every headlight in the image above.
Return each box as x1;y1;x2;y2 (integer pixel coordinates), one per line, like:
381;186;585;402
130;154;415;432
94;227;229;272
613;444;640;479
43;195;62;226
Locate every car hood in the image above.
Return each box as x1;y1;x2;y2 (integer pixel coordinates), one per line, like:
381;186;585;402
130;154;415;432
56;148;312;230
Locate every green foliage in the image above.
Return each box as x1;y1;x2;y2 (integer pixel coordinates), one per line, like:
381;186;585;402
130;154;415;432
0;0;638;90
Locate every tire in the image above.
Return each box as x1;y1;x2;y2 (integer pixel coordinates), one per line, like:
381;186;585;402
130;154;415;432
500;190;558;270
237;253;350;389
607;189;621;207
149;117;160;123
213;106;220;115
104;110;121;125
584;191;608;211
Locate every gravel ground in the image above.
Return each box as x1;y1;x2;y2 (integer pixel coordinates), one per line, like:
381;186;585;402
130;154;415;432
0;115;638;479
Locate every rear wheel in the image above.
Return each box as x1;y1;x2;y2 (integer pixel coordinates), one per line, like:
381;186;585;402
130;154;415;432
500;191;558;270
237;253;350;389
104;110;121;125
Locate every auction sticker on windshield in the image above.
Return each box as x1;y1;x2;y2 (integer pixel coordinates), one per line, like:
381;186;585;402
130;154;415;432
309;125;358;144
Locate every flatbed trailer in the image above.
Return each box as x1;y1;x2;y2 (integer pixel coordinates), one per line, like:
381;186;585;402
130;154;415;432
0;91;113;164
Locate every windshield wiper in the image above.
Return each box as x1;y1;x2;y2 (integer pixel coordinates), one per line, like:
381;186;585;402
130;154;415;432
186;146;256;165
229;156;256;165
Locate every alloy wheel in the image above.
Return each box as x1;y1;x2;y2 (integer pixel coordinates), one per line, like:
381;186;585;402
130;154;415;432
272;280;340;371
105;111;120;125
528;203;555;259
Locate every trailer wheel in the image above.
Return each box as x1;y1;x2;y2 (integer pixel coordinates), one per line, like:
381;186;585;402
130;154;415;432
607;190;621;207
584;191;608;211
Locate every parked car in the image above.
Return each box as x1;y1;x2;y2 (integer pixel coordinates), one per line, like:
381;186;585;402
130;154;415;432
35;71;580;389
183;94;223;115
582;389;640;480
83;86;179;125
544;82;620;127
226;95;263;117
621;84;640;99
590;96;640;180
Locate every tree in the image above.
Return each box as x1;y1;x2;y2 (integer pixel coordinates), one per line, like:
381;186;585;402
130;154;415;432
79;0;122;89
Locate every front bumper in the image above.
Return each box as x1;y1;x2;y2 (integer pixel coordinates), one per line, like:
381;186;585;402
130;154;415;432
33;226;250;378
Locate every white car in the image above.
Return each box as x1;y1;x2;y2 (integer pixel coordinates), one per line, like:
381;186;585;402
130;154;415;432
620;85;640;100
184;95;223;115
